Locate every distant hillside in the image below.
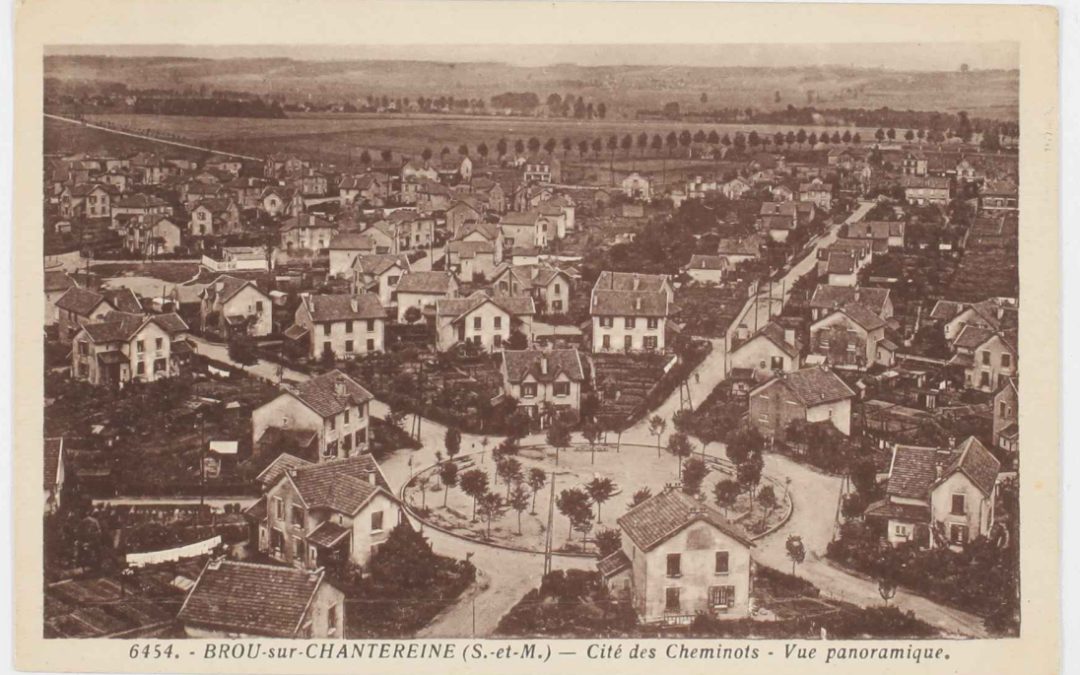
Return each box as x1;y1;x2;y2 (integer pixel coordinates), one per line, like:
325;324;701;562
44;55;1018;121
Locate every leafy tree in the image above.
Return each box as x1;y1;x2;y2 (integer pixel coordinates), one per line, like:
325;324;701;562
786;534;806;575
526;467;547;514
359;149;371;165
438;461;459;507
713;479;740;517
562;137;573;156
796;128;808;147
681;458;708;495
596;102;607;119
628;487;652;509
807;132;818;146
582;421;602;464
667;431;695;479
444;426;462;461
693;129;706;143
737;451;764;508
591;137;603;156
227;334;258;368
319;342;336;369
648;415;667;457
875;128;886;142
459;469;489;521
515;139;526;155
509;484;531;534
594;528;622;558
621;134;633;156
477;142;489;160
578;139;589;157
651;134;663;153
726;426;764;465
852;132;862;144
441;146;451;159
842;129;853;143
506;329;528;350
403;305;422;324
678;130;692;151
585;477;616;522
886;128;896;141
367;522;440;588
421;147;433;162
556;488;592;540
758;485;778;519
527;137;541;154
496;138;508;158
544;137;557;155
497;457;524;497
478;492;507;538
546;420;572;466
904;129;915;142
637;132;649;155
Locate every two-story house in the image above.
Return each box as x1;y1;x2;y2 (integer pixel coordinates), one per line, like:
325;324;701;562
490;263;573;315
798;177;832;210
110;192;172;229
434;291;535;352
178;559;345;639
621;172;652;201
60;183;115;220
70;311;190;387
902;176;951;205
727;322;801;381
251;370;374;461
281;213;338;252
864;437;1000;548
602;489;754;624
929;297;1017;342
54;286;142;344
749;366;856;438
351;253;411;307
500;348;585;422
253;453;400;574
808;285;893;322
809;304;893;368
446;198;486;238
189;198;242;237
993;377;1019;455
122;214;183;256
446;240;499;282
291;294;386;359
199;275;272;337
949;328;1017;392
328;232;381;278
683;255;731;284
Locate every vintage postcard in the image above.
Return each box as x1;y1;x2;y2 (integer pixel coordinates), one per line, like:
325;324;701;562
12;1;1060;673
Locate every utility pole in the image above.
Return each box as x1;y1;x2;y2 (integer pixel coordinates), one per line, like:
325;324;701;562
198;413;206;526
543;472;558;577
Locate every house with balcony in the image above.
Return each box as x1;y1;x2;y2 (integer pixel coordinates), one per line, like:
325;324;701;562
500;348;585;423
251;370;374;462
601;488;754;624
178;559;345;639
70;311;191;388
434;291;535;352
250;453;400;577
864;437;1000;548
199;274;272;337
290;293;386;359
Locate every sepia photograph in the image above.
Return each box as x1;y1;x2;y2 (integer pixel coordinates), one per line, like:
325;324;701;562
10;1;1063;673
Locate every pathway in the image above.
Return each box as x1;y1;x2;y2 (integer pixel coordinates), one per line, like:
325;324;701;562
44;113;262;161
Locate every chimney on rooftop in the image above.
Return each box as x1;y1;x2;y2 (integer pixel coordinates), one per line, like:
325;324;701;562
350;297;358;312
540;354;549;375
334;379;347;399
632;274;641;291
635;297;642;311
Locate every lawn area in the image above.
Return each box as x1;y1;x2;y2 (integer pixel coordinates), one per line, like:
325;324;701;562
93;262;201;284
402;442;788;555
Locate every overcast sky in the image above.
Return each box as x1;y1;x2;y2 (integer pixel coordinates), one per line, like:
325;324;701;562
47;43;1018;72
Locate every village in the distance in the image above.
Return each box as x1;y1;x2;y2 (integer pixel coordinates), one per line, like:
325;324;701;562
41;50;1019;641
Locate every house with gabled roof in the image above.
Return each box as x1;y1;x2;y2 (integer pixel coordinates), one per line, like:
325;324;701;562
590;272;671;353
351;253;411;306
252;370;374;462
949;328;1017;393
44;437;66;514
328;232;380;278
979;181;1018;212
865;437;1000;548
716;235;764;267
683;254;731;284
281;213;337;251
808;285;893;322
60;183;115;220
490;263;572;315
110;192;172;229
394;271;459;322
178;559;345;638
250;453;400;574
929;297;1016;341
199;274;272;337
500;348;585;422
435;291;534;352
728;322;801;381
749;366;856;437
44;270;77;326
71;311;191;387
120;214;182;256
446;197;486;238
809;303;893;368
290;293;386;359
604;488;754;623
189;197;241;237
843;220;906;249
55;286;140;344
993;376;1018;455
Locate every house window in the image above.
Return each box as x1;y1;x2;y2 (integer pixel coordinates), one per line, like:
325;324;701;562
493;334;502;348
758;412;770;423
665;587;681;612
894;524;909;538
625;317;635;329
624;336;633;350
554;283;562;295
136;340;145;354
999;402;1008;417
356;427;367;444
293;536;305;562
366;338;375;351
980;372;991;387
666;553;681;578
323;324;332;336
981;350;990;365
602;335;611;349
644;336;658;350
715;551;730;574
255;301;264;314
709;585;735;609
951;494;966;515
345;320;353;333
1001;353;1012;368
552;300;563;311
599;317;613;328
291;505;304;529
328;415;336;431
647;318;659;330
949;524;968;545
136;362;146;376
494;316;502;329
155;338;163;351
553;382;570;398
274;497;285;520
371;510;384;532
473;317;482;330
78;341;88;355
343;434;353;452
328;604;338;636
343;340;353;354
521;383;537;398
344;409;350;425
770;356;784;371
325;440;338;458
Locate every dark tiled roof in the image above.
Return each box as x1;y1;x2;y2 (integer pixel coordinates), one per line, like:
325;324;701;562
81;312;146;343
354;254;410;276
617;489;752;552
755;367;855;407
760;202;797;217
952;325;996;350
436;292;535;321
825;252;856;275
305;294;384;321
202;274;263;305
753;322;800;359
594;271;668;293
254;451;315;488
307;521;351;548
716;235;763;257
762;214;796;231
929;300;965;321
833;303;887;331
290;370;374;418
328;232;376;251
178;560;328;637
45;270;76;293
289;455;388;514
104;288;143;314
845;220;906;240
44;438;63;490
151;312;189;335
281;213;335;232
597;550;631;578
864;499;930;522
55;287;107;316
809;285;890;316
395;271;456;294
886;445;941;499
447;240;494;259
502;349;584;384
591;290;668;318
943;436;1000;496
686;255;730;271
113;193;168;209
